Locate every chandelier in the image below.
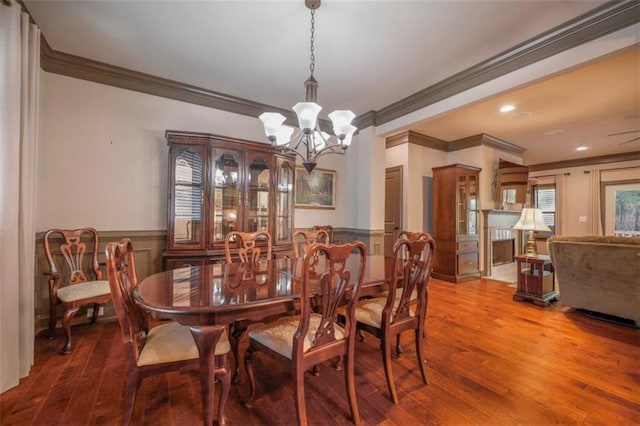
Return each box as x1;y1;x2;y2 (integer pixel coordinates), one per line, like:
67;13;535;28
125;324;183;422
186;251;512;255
258;0;357;173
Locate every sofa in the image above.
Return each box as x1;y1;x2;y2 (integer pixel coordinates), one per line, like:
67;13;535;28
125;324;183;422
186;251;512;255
547;235;640;324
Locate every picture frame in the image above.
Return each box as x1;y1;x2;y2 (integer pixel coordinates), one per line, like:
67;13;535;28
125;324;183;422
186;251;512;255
295;167;336;209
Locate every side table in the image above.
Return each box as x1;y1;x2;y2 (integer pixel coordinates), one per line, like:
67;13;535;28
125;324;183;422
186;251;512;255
513;254;559;306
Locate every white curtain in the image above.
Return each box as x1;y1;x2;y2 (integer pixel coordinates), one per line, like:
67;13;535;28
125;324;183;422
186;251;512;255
0;5;40;392
588;168;603;235
554;172;567;236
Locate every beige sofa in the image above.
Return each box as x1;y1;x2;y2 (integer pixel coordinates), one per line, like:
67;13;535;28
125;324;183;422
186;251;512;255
548;235;640;324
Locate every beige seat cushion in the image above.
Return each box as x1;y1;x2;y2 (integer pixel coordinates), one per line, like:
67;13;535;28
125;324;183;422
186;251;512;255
56;280;110;303
248;313;345;359
351;296;415;329
137;322;230;367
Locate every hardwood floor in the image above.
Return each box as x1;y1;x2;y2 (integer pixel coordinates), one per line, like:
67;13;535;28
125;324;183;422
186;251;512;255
2;278;639;425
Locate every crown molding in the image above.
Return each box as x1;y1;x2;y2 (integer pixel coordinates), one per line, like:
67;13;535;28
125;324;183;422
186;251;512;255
37;1;639;130
40;41;287;119
528;151;640;171
449;134;526;155
385;130;448;150
374;0;640;126
386;131;525;156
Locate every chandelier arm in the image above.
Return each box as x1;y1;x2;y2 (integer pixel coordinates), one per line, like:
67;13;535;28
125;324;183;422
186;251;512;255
313;144;346;158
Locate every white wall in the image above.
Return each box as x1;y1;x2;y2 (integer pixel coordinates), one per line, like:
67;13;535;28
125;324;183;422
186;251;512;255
38;72;352;233
347;127;385;230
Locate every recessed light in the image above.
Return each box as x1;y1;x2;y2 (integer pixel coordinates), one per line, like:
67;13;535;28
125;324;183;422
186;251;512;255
576;145;588;151
510;111;532;119
500;104;515;113
543;129;564;136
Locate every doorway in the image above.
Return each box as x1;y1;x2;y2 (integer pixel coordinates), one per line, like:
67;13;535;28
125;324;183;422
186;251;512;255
384;166;403;256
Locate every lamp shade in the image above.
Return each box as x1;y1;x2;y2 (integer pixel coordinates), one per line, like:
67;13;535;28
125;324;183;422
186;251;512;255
293;102;322;132
275;126;295;146
259;112;286;140
513;208;551;232
328;110;356;138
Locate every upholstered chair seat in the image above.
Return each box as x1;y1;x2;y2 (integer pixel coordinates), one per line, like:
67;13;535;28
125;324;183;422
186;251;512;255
248;313;345;359
137;321;230;367
56;280;110;303
351;297;415;329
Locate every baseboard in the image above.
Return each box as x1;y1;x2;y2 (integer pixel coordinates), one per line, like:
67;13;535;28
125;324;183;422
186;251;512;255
579;310;639;328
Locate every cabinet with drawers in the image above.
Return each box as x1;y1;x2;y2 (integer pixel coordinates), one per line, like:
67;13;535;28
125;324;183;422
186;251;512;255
432;164;482;283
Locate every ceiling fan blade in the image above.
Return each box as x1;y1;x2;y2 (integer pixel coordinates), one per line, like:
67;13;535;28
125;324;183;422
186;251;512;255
608;130;640;137
620;136;640;145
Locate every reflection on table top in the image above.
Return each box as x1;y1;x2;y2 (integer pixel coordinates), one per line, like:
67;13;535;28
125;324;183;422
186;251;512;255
135;255;388;316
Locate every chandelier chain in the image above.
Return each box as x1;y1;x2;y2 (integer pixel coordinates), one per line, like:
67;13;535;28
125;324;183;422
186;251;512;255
309;8;315;77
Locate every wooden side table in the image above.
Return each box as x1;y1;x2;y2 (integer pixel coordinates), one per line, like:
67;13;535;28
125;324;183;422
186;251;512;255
513;254;559;306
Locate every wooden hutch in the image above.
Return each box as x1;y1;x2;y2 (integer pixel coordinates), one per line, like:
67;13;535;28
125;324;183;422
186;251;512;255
163;130;295;269
432;163;482;283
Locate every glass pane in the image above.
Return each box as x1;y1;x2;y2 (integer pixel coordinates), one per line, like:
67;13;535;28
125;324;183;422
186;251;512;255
276;162;293;242
173;148;202;245
213;152;240;242
247;156;270;233
614;189;640;236
468;173;478;235
458;174;468;235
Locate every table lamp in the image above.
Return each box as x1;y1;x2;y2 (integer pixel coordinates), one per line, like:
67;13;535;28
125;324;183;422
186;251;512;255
512;208;551;257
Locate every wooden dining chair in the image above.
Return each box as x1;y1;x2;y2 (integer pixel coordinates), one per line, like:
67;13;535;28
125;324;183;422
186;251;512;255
292;229;330;259
311;224;334;243
224;230;273;382
244;241;367;425
224;230;272;263
351;234;435;403
105;238;231;426
43;227;111;354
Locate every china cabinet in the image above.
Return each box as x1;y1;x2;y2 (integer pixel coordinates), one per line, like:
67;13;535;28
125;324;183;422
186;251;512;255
432;164;481;283
163;130;295;269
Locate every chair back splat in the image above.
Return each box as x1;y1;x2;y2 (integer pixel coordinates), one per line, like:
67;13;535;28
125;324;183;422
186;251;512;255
292;229;330;259
224;230;272;263
311;225;334;244
244;241;368;425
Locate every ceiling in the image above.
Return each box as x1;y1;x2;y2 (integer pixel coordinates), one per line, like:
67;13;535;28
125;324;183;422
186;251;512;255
23;0;640;165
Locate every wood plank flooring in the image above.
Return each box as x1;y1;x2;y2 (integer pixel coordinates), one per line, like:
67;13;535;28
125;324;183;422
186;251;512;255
2;278;639;425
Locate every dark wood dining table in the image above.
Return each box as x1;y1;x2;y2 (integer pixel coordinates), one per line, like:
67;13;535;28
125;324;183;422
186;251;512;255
134;254;389;426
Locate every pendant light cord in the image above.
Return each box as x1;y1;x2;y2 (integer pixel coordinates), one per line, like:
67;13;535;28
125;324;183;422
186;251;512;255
309;8;315;78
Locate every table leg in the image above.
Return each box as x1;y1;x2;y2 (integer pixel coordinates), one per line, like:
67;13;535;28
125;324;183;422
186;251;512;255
190;325;226;426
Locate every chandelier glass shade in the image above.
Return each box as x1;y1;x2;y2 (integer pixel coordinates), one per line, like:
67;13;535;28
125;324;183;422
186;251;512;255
258;0;357;173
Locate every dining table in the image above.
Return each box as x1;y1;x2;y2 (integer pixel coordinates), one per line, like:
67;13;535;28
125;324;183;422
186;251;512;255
134;254;389;426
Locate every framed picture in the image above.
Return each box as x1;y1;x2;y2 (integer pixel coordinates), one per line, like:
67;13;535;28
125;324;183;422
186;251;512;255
295;167;336;209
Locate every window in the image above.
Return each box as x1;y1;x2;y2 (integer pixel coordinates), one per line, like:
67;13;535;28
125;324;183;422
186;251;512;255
602;181;640;236
533;184;556;236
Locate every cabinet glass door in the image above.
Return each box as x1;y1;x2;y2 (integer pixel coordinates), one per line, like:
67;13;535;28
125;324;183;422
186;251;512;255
275;158;294;243
212;150;241;246
457;173;468;236
172;146;204;249
246;155;271;233
468;173;478;236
